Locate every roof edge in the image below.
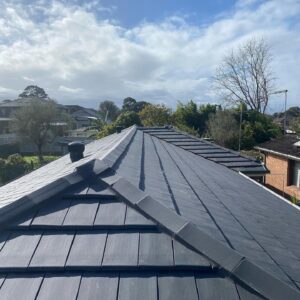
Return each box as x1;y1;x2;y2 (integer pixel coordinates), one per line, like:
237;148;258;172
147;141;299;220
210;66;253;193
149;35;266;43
99;168;300;300
255;146;300;162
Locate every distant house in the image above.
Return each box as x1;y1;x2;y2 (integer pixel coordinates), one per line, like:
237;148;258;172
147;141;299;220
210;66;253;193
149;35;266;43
65;105;100;128
256;135;300;200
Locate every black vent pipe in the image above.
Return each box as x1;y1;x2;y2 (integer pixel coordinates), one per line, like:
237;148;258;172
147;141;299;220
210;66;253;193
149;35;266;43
68;141;85;162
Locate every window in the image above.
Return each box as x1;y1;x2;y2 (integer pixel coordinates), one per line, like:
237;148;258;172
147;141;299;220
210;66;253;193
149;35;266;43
293;161;300;188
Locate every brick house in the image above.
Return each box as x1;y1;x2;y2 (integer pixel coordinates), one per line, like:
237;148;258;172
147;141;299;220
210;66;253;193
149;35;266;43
256;135;300;200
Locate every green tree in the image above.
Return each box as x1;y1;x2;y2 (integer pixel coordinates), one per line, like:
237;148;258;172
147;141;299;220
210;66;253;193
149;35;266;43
206;110;239;149
290;117;300;133
242;110;281;144
115;111;141;128
139;104;171;127
122;97;149;113
99;100;120;122
13;99;60;163
122;97;137;112
173;101;201;132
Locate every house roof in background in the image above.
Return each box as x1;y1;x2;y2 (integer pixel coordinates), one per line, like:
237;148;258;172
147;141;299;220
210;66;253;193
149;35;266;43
0;126;299;299
256;135;300;159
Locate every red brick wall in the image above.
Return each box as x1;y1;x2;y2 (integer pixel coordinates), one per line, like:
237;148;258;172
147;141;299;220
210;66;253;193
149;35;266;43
265;153;300;200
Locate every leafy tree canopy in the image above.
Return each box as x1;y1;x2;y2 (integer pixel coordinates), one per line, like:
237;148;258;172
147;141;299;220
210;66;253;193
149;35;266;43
139;104;171;127
115;111;141;128
13;99;61;163
122;97;150;113
206;109;239;150
19;85;48;99
99;100;120;122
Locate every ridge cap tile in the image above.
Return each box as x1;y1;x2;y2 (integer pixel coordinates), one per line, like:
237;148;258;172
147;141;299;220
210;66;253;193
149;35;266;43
232;258;300;300
112;178;147;205
136;195;188;235
176;222;244;272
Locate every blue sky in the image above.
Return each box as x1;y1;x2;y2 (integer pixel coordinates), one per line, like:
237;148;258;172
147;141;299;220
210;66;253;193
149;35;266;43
0;0;299;113
99;0;237;28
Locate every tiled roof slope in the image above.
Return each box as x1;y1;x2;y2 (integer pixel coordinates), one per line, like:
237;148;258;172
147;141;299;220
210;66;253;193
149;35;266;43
0;170;261;299
140;127;267;175
256;134;300;159
114;128;300;291
0;126;299;299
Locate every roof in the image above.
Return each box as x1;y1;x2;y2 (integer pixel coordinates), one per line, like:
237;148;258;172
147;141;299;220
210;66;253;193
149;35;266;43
140;127;268;175
256;135;300;160
0;126;299;299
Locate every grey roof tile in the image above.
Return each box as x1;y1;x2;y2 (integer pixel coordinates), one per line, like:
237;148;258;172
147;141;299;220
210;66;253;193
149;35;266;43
0;232;41;268
63;200;99;226
77;274;118;300
102;233;139;266
118;275;157;300
0;275;43;300
196;276;239;299
139;233;173;266
158;275;199;300
30;233;74;268
36;274;81;300
66;232;107;267
94;202;126;225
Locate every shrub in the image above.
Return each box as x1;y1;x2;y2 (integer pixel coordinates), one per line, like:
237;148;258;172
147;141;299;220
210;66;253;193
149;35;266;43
0;154;30;183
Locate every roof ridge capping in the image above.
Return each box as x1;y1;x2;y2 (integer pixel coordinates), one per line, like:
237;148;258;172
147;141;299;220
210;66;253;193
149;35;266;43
0;126;137;225
99;168;300;300
0;159;111;227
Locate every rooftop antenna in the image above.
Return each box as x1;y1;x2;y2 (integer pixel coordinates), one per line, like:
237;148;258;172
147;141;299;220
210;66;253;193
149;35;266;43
271;90;288;134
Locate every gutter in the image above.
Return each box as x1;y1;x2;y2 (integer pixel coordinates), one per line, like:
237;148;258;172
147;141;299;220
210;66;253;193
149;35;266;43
255;146;300;162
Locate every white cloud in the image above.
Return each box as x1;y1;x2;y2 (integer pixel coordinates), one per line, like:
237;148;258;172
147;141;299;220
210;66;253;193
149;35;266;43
0;0;299;111
59;85;83;93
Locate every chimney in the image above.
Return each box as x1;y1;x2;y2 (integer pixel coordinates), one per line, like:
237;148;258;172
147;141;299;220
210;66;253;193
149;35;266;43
68;141;85;162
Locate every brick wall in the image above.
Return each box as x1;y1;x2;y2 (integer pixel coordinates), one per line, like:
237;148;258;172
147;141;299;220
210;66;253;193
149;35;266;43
265;153;300;200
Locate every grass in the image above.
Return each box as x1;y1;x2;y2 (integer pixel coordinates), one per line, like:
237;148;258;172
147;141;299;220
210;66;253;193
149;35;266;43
23;155;59;169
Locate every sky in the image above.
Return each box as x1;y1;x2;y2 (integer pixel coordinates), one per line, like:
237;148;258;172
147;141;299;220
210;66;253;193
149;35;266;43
0;0;299;113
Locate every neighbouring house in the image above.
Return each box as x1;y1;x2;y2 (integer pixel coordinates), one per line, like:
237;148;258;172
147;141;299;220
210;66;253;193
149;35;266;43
65;105;100;128
0;126;299;299
256;135;300;201
0;88;100;154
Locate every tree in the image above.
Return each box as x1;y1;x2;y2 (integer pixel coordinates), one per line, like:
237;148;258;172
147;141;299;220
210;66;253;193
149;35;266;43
173;101;201;132
139;104;171;127
122;97;137;112
214;38;274;113
115;111;141;128
242;110;281;145
13;99;60;163
206;110;239;149
122;97;149;113
99;100;120;122
289;117;300;134
19;85;48;99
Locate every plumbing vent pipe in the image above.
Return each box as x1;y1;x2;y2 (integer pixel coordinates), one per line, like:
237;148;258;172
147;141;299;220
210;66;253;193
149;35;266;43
116;126;123;133
68;141;85;162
